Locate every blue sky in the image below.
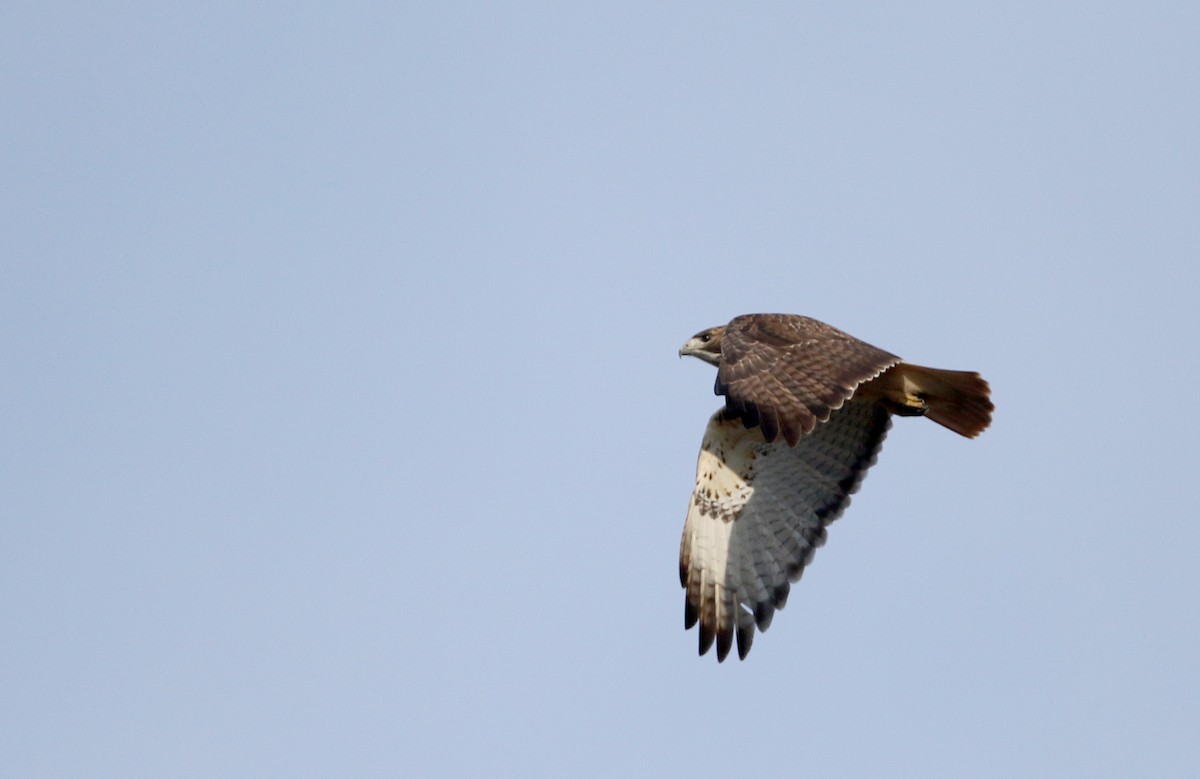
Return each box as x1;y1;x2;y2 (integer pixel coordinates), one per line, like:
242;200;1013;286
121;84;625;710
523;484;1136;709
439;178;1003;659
4;2;1199;776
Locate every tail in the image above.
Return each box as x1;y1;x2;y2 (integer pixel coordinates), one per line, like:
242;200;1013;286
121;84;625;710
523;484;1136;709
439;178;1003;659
886;363;993;438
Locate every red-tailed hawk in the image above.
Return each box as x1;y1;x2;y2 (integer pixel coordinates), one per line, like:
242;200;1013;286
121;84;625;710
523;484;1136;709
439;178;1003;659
678;313;993;661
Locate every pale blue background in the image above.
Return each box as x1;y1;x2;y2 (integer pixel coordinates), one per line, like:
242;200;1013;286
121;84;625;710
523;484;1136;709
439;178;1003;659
4;3;1198;777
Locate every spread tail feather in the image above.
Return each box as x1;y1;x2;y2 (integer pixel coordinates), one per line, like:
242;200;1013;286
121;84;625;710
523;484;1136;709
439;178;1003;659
887;364;993;438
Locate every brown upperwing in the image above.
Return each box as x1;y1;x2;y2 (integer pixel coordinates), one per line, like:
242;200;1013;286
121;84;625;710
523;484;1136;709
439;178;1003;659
715;314;901;446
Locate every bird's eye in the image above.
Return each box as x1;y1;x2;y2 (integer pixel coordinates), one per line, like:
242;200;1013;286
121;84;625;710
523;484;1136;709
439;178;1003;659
700;333;711;343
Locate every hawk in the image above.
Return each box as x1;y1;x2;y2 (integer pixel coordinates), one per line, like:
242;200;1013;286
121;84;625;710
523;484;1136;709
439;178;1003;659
678;313;992;661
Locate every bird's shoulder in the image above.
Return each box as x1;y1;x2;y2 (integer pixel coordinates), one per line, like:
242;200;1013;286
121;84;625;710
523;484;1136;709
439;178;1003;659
725;313;850;351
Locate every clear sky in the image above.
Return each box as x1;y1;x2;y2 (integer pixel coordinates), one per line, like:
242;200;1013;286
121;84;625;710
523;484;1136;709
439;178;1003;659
4;2;1198;777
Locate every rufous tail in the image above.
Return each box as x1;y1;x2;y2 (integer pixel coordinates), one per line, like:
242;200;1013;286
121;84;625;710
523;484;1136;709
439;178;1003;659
886;364;993;438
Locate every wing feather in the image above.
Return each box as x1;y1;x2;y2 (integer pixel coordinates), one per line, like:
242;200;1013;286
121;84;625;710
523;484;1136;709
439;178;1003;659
679;398;892;660
716;314;900;445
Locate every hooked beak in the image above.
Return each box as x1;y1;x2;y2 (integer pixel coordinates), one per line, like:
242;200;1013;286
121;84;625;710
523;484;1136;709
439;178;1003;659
678;335;720;366
678;338;702;359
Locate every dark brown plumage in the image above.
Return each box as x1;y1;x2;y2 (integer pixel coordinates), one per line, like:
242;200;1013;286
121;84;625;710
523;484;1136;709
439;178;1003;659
677;313;993;661
680;313;993;446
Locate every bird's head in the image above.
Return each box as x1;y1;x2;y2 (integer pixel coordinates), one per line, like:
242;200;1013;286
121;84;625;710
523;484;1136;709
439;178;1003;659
679;326;725;366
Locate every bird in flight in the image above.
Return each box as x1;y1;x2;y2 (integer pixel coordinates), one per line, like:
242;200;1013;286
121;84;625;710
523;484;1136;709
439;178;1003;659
678;313;993;661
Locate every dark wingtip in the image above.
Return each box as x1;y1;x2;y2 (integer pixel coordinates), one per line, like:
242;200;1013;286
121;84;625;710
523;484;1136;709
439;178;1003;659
736;622;754;660
754;602;775;631
716;625;733;662
684;599;698;630
772;583;790;610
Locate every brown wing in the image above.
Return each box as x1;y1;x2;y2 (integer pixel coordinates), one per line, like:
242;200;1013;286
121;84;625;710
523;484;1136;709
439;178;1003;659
716;314;901;446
